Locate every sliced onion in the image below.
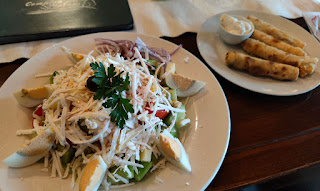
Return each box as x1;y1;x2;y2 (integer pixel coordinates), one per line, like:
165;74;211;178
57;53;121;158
169;44;182;56
94;37;182;68
95;39;135;58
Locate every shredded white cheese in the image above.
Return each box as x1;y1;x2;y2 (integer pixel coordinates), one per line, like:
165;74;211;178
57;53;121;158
15;42;193;189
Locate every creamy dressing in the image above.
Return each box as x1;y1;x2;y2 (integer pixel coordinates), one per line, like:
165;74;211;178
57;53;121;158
220;14;252;35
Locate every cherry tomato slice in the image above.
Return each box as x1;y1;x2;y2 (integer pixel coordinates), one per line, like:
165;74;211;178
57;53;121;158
155;109;170;119
34;106;43;117
32;105;43;128
145;103;169;119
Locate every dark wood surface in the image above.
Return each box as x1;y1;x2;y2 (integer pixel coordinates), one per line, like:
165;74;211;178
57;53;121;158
1;17;319;191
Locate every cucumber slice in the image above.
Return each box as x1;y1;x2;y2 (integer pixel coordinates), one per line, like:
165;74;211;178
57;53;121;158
176;105;186;123
146;60;158;75
107;165;134;185
167;89;178;101
56;144;76;167
146;59;158;68
163;112;174;126
134;161;153;181
162;114;179;138
170;126;179;138
163;105;186;127
56;144;64;152
60;147;76;167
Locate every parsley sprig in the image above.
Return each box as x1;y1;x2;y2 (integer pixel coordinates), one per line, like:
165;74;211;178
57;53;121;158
89;62;134;128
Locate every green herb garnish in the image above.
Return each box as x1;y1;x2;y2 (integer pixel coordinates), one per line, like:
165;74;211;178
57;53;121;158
89;62;134;129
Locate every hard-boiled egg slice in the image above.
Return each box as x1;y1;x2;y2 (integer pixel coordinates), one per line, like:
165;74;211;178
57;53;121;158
165;73;205;97
3;127;55;168
79;155;107;191
72;53;84;63
61;46;84;64
13;85;53;107
156;129;191;172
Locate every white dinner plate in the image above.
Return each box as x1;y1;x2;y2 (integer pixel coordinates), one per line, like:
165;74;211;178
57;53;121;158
0;32;230;191
197;10;320;96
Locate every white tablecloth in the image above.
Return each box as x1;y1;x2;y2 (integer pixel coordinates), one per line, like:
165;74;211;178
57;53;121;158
1;0;319;63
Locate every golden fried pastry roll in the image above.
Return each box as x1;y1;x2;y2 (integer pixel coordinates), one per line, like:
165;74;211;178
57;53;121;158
251;30;307;56
242;38;303;67
242;38;317;77
225;52;299;80
247;15;306;48
299;57;318;77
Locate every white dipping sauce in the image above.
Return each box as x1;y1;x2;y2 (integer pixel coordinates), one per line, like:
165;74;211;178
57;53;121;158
220;14;252;35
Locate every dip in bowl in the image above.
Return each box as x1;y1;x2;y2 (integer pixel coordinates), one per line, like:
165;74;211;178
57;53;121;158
219;14;254;45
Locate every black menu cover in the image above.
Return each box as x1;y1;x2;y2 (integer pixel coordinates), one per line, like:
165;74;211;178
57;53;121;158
0;0;134;45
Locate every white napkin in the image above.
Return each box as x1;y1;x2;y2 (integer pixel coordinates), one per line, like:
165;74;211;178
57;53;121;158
0;38;67;63
129;0;320;37
1;0;320;63
303;12;320;41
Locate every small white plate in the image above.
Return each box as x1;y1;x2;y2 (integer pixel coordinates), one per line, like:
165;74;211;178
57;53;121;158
197;10;320;96
0;32;230;191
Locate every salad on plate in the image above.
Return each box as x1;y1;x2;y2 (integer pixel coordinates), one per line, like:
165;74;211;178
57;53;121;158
3;37;205;191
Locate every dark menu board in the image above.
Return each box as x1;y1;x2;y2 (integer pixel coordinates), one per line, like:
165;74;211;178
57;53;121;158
0;0;134;44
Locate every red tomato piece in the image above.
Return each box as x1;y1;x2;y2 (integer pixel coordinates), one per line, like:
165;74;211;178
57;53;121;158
34;106;43;117
155;109;170;119
32;105;43;128
145;103;169;119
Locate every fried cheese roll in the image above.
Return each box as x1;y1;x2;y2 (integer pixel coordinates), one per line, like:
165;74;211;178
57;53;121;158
300;57;318;77
225;52;299;80
242;38;303;67
242;38;317;77
251;30;307;56
247;15;306;48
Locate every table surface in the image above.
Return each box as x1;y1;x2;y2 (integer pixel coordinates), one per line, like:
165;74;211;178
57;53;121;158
1;17;319;191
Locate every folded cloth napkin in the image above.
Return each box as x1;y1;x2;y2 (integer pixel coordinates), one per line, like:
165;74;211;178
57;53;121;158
1;0;320;63
303;12;320;41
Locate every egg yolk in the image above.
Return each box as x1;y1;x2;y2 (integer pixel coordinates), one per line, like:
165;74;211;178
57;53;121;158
159;134;182;160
